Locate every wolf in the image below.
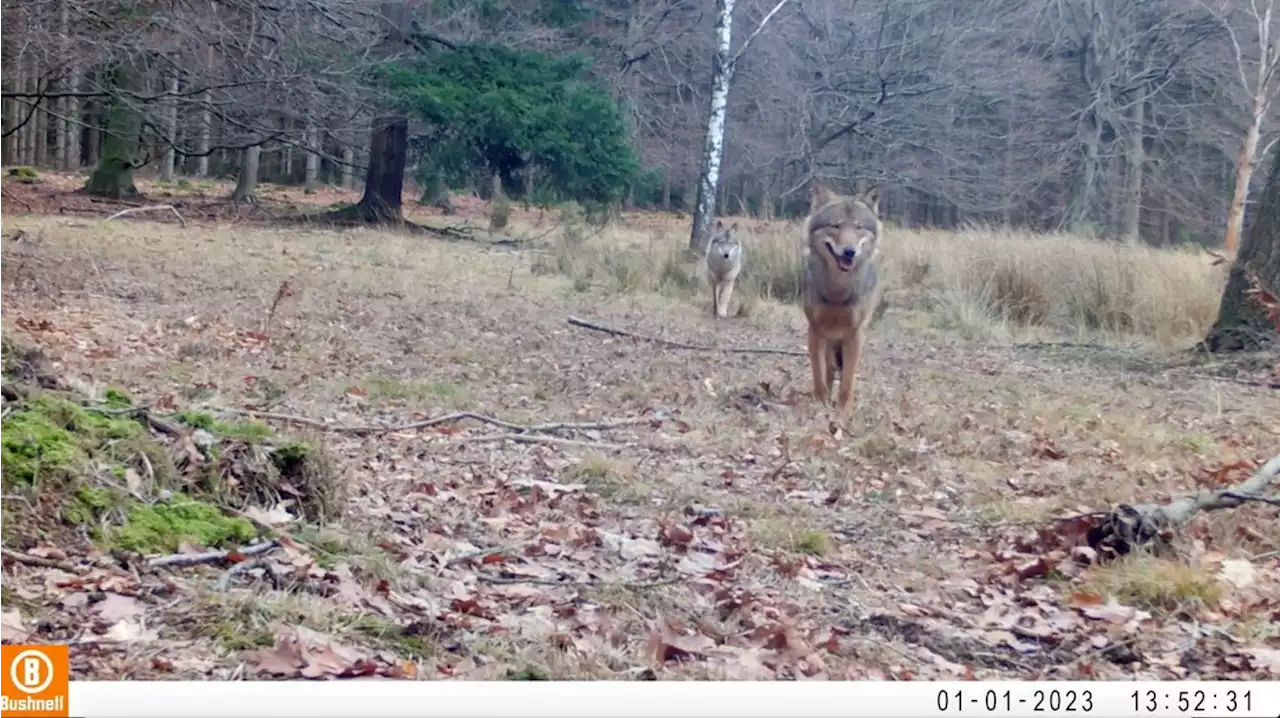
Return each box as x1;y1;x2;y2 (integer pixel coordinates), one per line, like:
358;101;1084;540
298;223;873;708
801;183;884;415
704;220;744;319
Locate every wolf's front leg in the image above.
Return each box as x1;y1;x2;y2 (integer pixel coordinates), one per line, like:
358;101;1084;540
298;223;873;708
808;329;830;404
835;332;863;415
719;278;735;318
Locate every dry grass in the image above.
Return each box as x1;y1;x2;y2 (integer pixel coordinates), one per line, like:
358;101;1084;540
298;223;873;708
1080;554;1224;615
521;214;1226;348
1;205;1275;682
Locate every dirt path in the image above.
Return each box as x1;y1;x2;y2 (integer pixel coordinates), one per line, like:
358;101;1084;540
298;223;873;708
2;215;1277;681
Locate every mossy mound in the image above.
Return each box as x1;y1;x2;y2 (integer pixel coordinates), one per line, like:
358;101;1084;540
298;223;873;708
175;412;341;522
1;338;342;554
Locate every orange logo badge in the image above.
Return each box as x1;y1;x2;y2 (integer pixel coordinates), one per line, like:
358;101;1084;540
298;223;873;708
1;644;70;717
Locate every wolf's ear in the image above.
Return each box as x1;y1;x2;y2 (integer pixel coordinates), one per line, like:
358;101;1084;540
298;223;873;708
809;182;838;209
714;219;724;231
860;185;882;214
729;222;740;232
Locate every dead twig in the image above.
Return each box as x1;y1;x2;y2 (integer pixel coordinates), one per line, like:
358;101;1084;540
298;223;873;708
1;186;33;212
1090;456;1280;555
84;405;185;438
215;558;283;592
567;315;807;357
455;433;628;451
225;407;655;436
149;540;280;569
105;204;188;227
1;547;82;573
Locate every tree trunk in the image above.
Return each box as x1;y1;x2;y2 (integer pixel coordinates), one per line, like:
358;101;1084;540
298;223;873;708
1206;146;1280;352
232;145;261;201
84;67;142;199
1122;89;1145;243
344;115;408;222
304;124;320;193
688;0;736;253
341;146;355;190
86;114;101;168
160;74;179;181
3;64;20;165
55;0;70;171
20;66;36;166
194;46;213;177
61;66;79;170
1067;110;1104;234
34;80;48;167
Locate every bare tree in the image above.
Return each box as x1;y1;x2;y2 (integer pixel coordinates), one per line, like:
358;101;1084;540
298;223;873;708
1205;0;1280;252
688;0;793;252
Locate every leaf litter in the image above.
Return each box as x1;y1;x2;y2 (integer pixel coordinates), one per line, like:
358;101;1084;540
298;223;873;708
1;210;1278;681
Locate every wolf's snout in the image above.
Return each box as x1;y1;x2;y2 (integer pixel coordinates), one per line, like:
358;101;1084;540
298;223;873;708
841;247;856;261
722;251;731;259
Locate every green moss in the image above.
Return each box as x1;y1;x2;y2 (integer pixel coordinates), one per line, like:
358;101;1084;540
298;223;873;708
175;411;216;430
1;407;83;486
108;496;257;553
102;388;134;408
6;166;38;178
63;486;128;526
215;421;272;443
174;412;272;443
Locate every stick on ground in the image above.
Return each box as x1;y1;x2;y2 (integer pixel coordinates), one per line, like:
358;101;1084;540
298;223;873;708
567;315;807;357
1091;455;1280;554
226;407;656;436
105;204;188;227
149;540;280;569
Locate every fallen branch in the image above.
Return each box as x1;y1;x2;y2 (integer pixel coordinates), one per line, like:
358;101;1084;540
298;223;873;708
455;433;628;451
226;408;655;436
1;186;32;212
567;315;807;357
148;540;280;569
215;558;283;592
85;405;185;438
105;204;188;227
1;547;82;573
1090;456;1280;555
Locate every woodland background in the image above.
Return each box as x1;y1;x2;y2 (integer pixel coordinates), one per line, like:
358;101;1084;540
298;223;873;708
4;0;1278;249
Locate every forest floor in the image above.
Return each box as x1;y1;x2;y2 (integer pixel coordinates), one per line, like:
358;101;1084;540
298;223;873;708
1;172;1278;681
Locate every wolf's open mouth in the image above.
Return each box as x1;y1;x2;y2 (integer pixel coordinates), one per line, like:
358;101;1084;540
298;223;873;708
827;245;856;271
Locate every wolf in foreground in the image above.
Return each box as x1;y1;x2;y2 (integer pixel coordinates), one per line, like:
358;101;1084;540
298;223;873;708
705;220;744;319
802;184;884;415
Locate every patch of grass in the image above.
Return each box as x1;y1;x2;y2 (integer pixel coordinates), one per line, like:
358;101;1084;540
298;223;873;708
108;495;257;553
102;387;134;408
566;453;634;499
793;531;829;556
1080;555;1223;614
528;219;1223;346
341;615;438;659
361;375;471;408
174;411;273;443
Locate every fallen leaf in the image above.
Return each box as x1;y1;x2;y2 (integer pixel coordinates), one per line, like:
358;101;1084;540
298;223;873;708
242;503;296;527
1218;559;1256;589
94;593;147;622
102;619;159;642
1;610;30;643
1245;648;1280;675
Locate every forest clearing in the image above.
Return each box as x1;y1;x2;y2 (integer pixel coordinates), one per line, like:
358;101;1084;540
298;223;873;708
1;172;1277;681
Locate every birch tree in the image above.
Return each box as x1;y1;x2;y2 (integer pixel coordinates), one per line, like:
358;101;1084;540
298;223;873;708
1207;0;1280;252
688;0;793;253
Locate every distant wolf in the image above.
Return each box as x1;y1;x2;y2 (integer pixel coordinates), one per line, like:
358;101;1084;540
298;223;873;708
705;220;744;319
802;183;884;415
